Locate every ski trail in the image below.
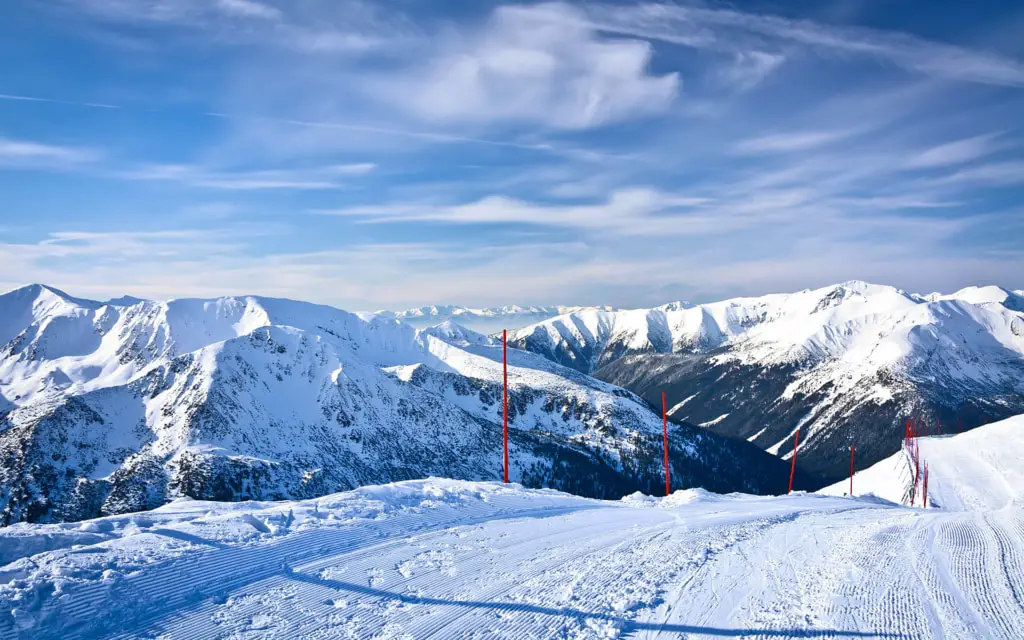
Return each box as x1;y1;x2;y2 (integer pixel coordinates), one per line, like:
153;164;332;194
3;483;1023;639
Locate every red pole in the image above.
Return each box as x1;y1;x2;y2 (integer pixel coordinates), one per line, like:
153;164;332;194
662;392;670;496
923;464;929;508
849;445;855;497
788;429;800;494
503;329;509;484
914;442;920;503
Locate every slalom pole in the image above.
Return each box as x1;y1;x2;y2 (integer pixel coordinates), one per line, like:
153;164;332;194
788;429;800;494
662;392;670;497
503;329;509;484
849;445;855;497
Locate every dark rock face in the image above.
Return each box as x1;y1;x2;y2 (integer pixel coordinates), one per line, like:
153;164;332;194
595;351;1024;483
503;286;1024;485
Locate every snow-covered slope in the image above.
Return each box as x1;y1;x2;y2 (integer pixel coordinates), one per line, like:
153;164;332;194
3;475;1022;639
822;413;1024;510
0;285;799;525
511;281;1024;480
367;304;615;333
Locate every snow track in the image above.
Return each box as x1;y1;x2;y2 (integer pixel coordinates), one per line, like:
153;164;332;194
2;478;1023;639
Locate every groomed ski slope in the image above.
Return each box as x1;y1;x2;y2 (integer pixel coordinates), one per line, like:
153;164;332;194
2;418;1023;639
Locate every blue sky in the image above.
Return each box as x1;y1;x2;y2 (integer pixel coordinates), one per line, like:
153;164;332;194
1;0;1023;310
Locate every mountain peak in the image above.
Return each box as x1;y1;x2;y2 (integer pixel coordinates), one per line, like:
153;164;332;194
421;320;492;346
106;295;149;306
0;282;104;311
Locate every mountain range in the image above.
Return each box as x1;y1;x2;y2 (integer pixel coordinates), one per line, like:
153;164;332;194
0;285;801;525
363;304;616;333
506;281;1024;481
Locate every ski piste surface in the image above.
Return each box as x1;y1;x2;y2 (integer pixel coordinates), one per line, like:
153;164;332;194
822;414;1024;511
2;474;1023;639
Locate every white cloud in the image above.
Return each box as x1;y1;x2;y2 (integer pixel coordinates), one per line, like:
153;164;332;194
941;161;1024;186
719;52;786;91
323;163;377;176
2;219;1016;311
733;130;850;154
0;93;120;109
65;0;405;55
114;162;372;190
317;188;714;235
367;3;679;130
215;0;280;20
0;137;98;166
581;3;1024;87
907;133;1003;169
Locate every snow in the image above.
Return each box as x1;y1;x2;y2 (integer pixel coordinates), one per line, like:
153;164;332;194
821;413;1024;510
3;455;1023;639
510;280;1024;459
369;304;615;333
697;413;729;427
5;284;781;526
666;392;697;416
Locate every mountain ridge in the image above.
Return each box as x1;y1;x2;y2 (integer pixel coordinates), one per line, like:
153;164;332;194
0;284;806;524
504;281;1024;481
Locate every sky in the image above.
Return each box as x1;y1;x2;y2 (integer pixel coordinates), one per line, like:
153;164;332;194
1;0;1023;310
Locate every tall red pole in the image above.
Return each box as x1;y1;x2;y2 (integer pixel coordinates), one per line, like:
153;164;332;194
849;445;855;497
788;429;800;494
923;464;929;508
503;329;509;484
914;442;920;505
662;392;670;496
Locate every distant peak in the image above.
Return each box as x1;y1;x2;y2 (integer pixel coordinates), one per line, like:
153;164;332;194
422;319;490;345
833;280;884;292
659;301;693;312
1;283;100;308
106;295;149;306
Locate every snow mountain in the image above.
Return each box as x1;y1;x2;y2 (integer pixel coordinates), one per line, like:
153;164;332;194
507;281;1024;481
366;304;616;333
0;285;804;525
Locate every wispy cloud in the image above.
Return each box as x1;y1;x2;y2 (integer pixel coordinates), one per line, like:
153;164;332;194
718;52;786;92
580;2;1024;88
940;160;1024;186
733;130;852;155
215;0;280;21
0;93;120;109
316;189;716;235
0;137;99;167
907;133;1004;168
114;162;374;190
61;0;412;55
362;4;679;130
6;1;1022;307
